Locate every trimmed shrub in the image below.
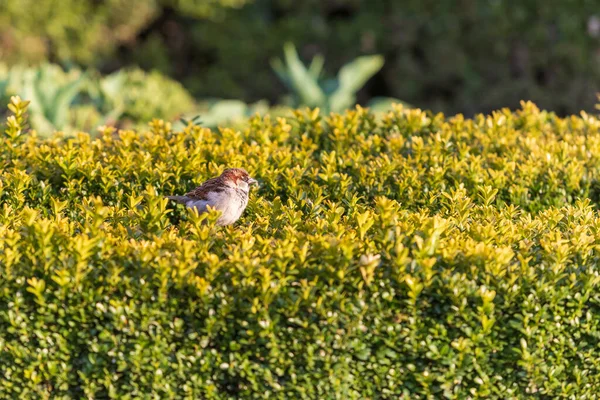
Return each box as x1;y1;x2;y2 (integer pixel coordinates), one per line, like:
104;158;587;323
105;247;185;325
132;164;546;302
2;98;600;398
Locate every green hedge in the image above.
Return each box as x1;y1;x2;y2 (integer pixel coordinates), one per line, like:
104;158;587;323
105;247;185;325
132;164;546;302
2;98;600;398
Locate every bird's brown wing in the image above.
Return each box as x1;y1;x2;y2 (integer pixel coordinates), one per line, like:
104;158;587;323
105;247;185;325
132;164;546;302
184;177;225;200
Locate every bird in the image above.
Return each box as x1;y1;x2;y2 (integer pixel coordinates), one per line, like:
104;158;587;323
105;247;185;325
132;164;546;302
166;168;258;226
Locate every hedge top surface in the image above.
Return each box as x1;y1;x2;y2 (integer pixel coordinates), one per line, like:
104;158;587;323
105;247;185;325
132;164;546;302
2;99;600;398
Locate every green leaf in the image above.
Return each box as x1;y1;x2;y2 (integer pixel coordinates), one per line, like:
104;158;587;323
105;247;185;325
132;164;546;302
201;100;248;127
278;42;325;108
100;70;127;99
50;72;86;129
308;54;324;80
329;55;384;112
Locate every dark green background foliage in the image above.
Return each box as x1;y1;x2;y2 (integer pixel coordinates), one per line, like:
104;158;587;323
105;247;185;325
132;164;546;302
2;0;600;115
2;99;600;397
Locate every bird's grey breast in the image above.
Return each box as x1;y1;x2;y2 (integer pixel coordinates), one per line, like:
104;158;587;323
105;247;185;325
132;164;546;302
234;188;249;208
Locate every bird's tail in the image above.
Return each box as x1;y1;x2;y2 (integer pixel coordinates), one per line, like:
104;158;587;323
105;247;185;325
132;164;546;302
165;195;189;204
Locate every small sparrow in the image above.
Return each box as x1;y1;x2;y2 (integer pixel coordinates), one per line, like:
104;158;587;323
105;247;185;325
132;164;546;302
167;168;258;226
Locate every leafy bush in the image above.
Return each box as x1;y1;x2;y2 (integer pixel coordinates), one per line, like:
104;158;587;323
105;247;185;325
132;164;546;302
0;62;287;133
0;64;196;133
111;68;196;124
271;42;405;113
2;64;87;133
0;0;156;64
2;97;600;398
0;0;252;64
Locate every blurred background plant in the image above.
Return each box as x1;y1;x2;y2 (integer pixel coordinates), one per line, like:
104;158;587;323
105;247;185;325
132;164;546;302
0;44;399;133
271;42;408;113
2;0;600;129
0;63;197;134
2;64;87;133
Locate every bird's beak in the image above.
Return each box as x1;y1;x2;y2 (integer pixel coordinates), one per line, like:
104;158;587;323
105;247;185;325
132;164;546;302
248;177;258;186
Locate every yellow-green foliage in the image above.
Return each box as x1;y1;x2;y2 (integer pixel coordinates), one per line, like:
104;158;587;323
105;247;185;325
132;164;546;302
0;0;252;64
2;97;600;398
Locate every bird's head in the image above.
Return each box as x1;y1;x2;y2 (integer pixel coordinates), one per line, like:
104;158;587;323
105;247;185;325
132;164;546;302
220;168;258;191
